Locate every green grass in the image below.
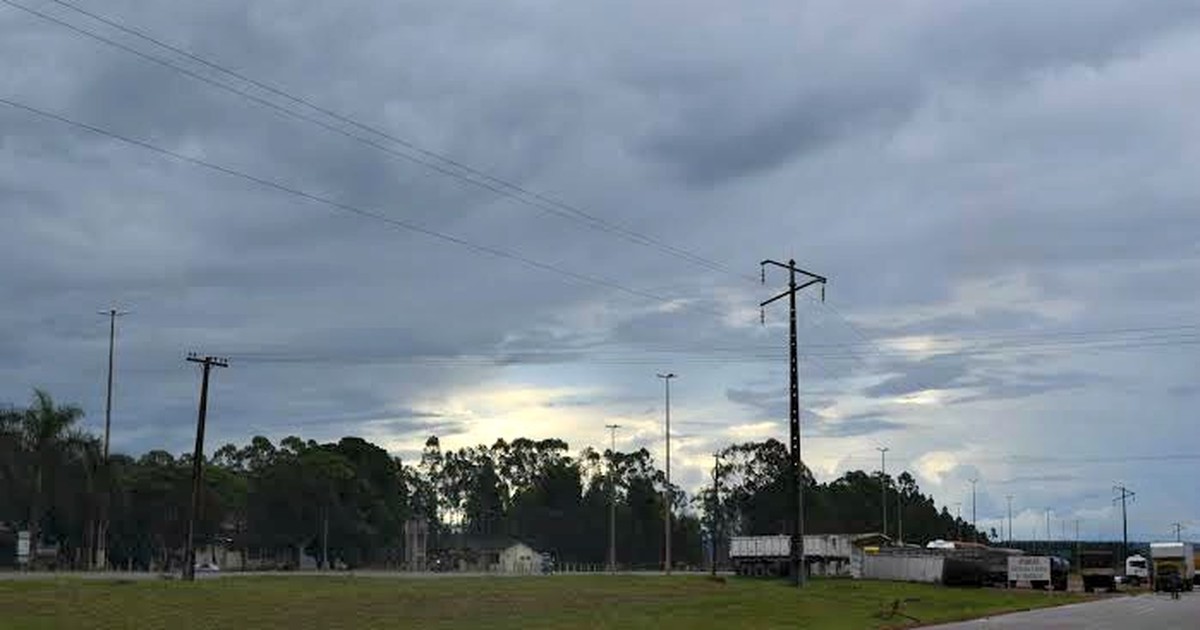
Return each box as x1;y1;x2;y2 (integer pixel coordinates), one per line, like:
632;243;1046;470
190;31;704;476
0;575;1092;630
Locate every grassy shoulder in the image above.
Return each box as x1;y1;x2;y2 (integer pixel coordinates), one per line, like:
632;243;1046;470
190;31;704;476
0;575;1093;630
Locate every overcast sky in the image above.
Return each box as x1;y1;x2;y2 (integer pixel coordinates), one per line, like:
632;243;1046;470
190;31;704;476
3;0;1199;542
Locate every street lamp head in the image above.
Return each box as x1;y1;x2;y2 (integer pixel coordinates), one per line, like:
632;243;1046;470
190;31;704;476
656;372;676;379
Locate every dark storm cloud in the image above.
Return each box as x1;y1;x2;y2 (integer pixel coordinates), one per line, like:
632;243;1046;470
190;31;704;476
862;357;970;398
996;473;1077;485
725;386;836;421
810;413;907;439
949;371;1095;405
2;0;1200;536
1167;384;1200;398
634;0;1200;185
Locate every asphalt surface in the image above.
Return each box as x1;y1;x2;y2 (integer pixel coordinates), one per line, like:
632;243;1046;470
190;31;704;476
930;591;1200;629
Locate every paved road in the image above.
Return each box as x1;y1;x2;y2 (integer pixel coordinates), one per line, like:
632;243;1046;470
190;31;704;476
931;592;1200;628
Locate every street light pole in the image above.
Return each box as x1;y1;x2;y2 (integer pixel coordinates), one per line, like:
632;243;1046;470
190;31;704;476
1045;508;1053;554
877;447;889;541
605;423;621;573
656;372;676;575
711;452;721;578
969;478;978;543
1006;495;1014;545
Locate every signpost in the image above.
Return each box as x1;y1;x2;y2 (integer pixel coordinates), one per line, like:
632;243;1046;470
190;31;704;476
16;530;30;567
1008;556;1051;583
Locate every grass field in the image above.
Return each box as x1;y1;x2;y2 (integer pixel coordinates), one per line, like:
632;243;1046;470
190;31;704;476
0;575;1091;629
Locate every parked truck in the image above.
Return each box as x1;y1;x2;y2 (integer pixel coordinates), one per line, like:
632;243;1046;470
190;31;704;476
1124;554;1149;587
1079;549;1117;593
1150;542;1195;592
729;535;791;577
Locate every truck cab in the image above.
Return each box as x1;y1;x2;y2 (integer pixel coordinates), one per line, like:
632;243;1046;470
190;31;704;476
1124;554;1149;587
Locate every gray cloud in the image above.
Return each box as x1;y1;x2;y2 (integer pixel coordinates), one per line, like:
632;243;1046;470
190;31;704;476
810;413;907;439
862;358;970;398
2;0;1200;533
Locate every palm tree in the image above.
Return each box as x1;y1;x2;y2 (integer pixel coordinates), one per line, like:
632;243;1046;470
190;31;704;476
20;389;85;562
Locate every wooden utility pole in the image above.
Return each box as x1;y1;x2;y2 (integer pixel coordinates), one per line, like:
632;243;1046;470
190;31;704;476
95;308;127;571
182;354;227;581
760;259;826;587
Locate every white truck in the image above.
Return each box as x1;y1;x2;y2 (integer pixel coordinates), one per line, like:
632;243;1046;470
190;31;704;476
1149;542;1195;592
729;535;792;577
1124;554;1149;587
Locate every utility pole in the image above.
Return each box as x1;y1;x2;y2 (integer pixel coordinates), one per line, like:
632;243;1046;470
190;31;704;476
897;483;904;546
99;309;128;460
967;480;979;543
1006;495;1014;545
656;372;676;575
877;447;889;541
605;423;621;573
182;354;228;582
1045;508;1053;554
1075;519;1081;573
760;258;826;588
1113;485;1135;562
95;308;127;571
711;452;721;578
1171;522;1185;542
955;503;962;541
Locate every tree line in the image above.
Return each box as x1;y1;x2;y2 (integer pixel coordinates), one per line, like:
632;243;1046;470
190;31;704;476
1;389;982;570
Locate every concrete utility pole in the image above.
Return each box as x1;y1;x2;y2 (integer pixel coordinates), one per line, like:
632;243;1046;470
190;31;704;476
897;483;904;546
1080;518;1089;571
760;258;826;588
955;503;962;541
656;372;676;575
95;308;127;571
711;452;721;577
969;478;978;543
605;423;621;572
1006;495;1014;545
877;447;889;540
183;354;228;582
1113;485;1135;562
1171;522;1185;542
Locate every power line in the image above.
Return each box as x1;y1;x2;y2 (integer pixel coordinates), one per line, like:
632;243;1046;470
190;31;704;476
7;0;750;281
835;452;1200;471
12;0;902;367
221;330;1200;366
0;96;731;317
